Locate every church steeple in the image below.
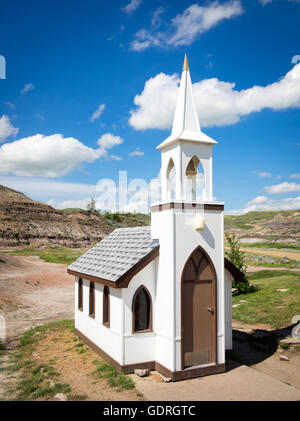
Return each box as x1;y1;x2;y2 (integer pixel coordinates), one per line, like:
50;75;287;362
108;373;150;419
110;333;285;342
157;54;216;150
158;55;218;202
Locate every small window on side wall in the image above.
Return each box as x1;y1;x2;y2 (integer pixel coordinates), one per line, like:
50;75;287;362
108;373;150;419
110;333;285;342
132;286;152;333
78;278;83;311
89;281;95;318
103;286;110;327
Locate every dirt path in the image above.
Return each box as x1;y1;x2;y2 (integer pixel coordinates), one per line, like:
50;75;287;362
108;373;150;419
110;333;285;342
247;265;300;274
240;247;300;260
0;254;74;346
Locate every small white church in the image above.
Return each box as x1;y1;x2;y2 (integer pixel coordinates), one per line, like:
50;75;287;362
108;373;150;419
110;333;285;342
68;55;243;381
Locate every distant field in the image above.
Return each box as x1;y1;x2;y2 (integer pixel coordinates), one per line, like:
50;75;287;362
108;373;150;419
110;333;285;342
8;246;86;265
243;242;300;251
232;270;300;328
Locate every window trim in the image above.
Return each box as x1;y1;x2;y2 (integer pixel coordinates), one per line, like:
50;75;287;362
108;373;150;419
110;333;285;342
89;281;95;318
78;278;83;311
102;286;110;328
132;285;153;334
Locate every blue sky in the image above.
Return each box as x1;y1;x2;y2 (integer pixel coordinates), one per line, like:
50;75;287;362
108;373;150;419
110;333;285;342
0;0;299;214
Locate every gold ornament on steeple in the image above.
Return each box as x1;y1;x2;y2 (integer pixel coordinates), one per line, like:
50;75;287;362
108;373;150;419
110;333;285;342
182;53;189;71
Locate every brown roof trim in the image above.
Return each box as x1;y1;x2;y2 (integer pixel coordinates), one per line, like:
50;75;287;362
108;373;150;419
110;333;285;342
67;245;159;289
151;202;224;212
224;257;245;283
67;269;117;288
116;245;159;288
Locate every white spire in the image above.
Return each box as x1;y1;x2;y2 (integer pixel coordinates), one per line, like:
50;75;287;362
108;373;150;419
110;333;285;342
157;54;216;150
171;53;201;137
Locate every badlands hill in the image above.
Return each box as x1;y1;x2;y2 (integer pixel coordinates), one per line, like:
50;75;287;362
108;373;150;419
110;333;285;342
0;185;113;248
224;210;300;243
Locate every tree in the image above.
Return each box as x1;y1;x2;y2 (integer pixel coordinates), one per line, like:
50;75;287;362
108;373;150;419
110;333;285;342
87;197;96;213
225;234;254;293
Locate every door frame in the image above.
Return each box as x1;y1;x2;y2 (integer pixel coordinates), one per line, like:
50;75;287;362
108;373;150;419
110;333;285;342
180;245;217;370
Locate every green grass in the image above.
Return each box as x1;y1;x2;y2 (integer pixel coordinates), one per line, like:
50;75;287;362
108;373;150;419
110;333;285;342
1;319;135;400
243;242;300;251
60;208;88;215
93;359;135;391
102;212;151;228
8;246;86;265
225;210;299;227
1;320;74;401
232;270;300;328
235;224;254;230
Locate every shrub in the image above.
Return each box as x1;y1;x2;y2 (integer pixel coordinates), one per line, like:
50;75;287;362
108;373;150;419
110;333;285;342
225;234;255;293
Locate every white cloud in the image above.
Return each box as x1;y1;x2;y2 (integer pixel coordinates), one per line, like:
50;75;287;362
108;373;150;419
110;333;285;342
131;1;243;51
0;115;19;142
0;176;98;199
47;197;92;210
97;133;123;153
122;0;142;14
129;63;300;129
151;7;165;29
226;195;300;215
259;0;300;5
265;181;300;194
21;83;35;95
259;0;272;5
290;173;300;179
249;195;269;204
253;171;272;178
0;132;123;177
129;147;144;156
4;102;15;109
90;104;105;122
109;155;123;161
35;113;45;121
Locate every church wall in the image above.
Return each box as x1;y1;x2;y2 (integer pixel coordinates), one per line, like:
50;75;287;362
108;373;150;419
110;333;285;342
151;209;177;371
122;259;157;365
74;277;123;365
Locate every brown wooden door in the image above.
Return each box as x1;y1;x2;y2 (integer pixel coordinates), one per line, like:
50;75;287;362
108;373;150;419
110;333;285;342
181;247;216;369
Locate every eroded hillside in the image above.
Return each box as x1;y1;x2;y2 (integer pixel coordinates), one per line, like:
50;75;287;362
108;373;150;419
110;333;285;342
0;185;113;248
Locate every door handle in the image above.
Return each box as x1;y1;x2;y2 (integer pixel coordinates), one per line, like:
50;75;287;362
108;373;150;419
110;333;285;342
208;306;214;314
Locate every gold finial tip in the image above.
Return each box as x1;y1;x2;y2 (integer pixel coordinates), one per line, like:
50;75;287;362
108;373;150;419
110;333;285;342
183;53;189;71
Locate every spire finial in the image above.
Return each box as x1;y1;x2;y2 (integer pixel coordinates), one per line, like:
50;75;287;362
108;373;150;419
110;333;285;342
182;53;189;71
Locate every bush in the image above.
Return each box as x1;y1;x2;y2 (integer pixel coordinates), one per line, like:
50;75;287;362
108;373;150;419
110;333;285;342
225;234;255;293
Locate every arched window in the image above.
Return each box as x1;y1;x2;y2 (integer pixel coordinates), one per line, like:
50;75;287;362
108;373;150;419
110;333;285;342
89;281;95;318
78;278;83;311
185;155;204;201
166;158;176;200
132;286;152;333
103;286;110;327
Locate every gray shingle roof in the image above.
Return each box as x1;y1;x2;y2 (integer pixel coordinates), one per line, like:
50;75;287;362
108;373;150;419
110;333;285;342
68;226;159;282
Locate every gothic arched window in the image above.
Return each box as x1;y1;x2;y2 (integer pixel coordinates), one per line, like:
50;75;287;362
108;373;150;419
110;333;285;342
103;286;110;327
132;286;152;333
78;278;83;311
89;281;95;318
